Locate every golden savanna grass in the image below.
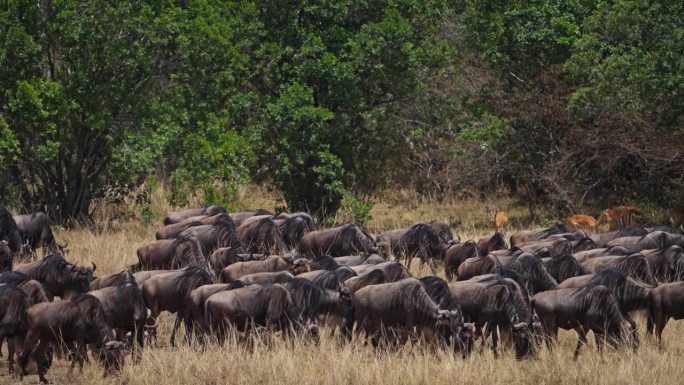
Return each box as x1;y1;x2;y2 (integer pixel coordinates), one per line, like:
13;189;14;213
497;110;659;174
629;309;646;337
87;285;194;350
2;187;683;385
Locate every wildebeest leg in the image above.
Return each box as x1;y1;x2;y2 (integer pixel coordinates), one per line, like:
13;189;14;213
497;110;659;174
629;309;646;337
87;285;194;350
33;339;51;384
170;313;182;347
6;336;14;373
490;324;499;358
623;312;639;346
17;329;39;377
572;325;587;360
427;257;437;275
653;309;668;350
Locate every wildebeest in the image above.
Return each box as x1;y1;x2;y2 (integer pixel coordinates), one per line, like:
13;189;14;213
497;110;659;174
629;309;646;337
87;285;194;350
207;247;260;277
12;212;67;256
0;206;22;253
448;278;533;359
0;240;13;272
229;209;272;227
296;267;355;291
275;216;311;250
542;254;582;283
389;224;446;273
343;269;388;293
427;220;457;244
477;232;507;255
90;283;148;355
641;246;684;282
510;224;568;247
351;261;411;282
236;216;284;255
591;227;649;248
134;236;208;273
204;283;302;343
221;255;308;283
163;205;227;225
0;285;30;373
180;220;245;260
155;220;205;240
444;240;479;281
351;278;460;347
284;278;354;335
142;267;213;346
17;294;125;383
532;285;632;358
457;255;497;281
606;231;683;252
0;272;52;304
299;224;378;259
90;270;136;291
649;281;684;348
185;281;246;344
334;254;385;267
418;276;473;352
238;271;295;285
573;246;631;262
513;238;573;258
579;253;657;285
14;254;94;298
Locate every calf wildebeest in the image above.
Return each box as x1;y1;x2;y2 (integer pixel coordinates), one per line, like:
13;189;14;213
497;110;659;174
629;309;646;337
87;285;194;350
180;220;245;260
134;236;208;273
14;254;94;298
559;268;651;341
230;209;272;227
448;278;533;359
236;216;284;255
641;246;684;282
90;283;148;355
204;283;303;343
390;224;446;273
275;216;311;250
163;205;227;225
185;281;246;344
90;270;136;291
510;224;568;247
477;232;507;255
299;223;378;259
13;212;67;256
351;278;460;347
334;254;385;267
0;240;12;272
0;285;30;373
221;255;308;283
444;240;479;281
649;281;684;348
351;261;411;282
542;254;582;283
580;253;657;285
0;206;22;254
18;294;125;383
427;220;457;244
142;267;213;346
532;285;632;358
343;269;388;293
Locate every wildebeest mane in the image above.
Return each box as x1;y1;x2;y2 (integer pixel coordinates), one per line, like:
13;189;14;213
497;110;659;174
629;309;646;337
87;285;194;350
589;268;651;312
0;285;29;334
173;267;213;297
284;278;326;321
309;256;338;271
27;254;91;294
0;271;31;286
505;252;558;293
398;223;444;258
278;216;310;249
311;270;344;291
544;254;582;283
419;276;459;311
346;269;387;292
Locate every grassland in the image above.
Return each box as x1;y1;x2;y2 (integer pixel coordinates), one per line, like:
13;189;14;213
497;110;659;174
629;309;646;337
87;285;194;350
2;188;683;385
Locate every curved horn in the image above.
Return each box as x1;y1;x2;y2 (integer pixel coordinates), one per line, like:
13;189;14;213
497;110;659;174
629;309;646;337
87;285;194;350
91;261;97;272
145;317;158;329
513;322;528;330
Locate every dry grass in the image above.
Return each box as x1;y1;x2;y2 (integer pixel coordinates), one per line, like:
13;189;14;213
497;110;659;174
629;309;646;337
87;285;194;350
2;188;684;385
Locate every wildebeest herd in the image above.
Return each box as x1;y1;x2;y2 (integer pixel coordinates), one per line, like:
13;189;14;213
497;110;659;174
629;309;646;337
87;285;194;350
1;204;684;383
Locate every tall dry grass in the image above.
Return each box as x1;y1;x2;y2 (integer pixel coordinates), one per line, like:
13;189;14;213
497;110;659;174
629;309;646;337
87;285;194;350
2;188;683;385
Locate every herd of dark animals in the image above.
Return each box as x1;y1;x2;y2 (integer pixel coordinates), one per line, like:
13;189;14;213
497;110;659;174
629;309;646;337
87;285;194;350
1;204;684;383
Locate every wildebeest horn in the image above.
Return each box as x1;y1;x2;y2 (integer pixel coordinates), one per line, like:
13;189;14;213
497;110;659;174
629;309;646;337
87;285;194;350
91;261;97;272
145;318;158;329
513;322;528;330
463;322;475;332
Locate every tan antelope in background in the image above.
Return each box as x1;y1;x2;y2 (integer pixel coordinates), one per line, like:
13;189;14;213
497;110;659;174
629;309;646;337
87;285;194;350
599;205;645;231
567;214;599;233
487;207;508;233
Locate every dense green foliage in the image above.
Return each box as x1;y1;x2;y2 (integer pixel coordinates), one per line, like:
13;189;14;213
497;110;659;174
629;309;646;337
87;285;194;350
1;0;681;222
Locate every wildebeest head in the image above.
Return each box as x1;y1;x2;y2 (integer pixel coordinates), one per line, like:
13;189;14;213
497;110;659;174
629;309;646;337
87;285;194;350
0;240;13;272
17;255;94;297
94;340;127;375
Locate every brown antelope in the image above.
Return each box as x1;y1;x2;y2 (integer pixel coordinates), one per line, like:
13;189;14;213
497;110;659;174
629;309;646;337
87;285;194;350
599;205;644;231
672;205;684;233
487;207;508;233
567;214;599;233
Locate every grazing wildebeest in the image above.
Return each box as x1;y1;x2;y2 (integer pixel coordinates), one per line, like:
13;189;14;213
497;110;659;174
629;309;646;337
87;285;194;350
299;224;378;259
134;236;208;273
0;206;22;254
163;205;227;225
390;224;446;273
0;240;13;272
532;285;632;358
448;278;533;359
90;283;148;355
428;220;457;244
351;261;410;282
641;246;684;282
236;216;284;255
14;254;94;298
12;212;67;256
351;278;461;347
477;232;507;255
419;276;473;353
204;283;303;343
284;278;354;334
90;270;136;291
142;267;213;346
0;285;30;373
275;216;310;250
444;240;479;281
343;269;388;293
180;220;245;260
334;254;385;267
510;224;568;247
185;281;246;344
580;253;657;285
542;254;582;283
502;252;559;294
18;294;125;383
559;268;651;341
649;281;684;348
229;209;272;227
221;255;308;283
